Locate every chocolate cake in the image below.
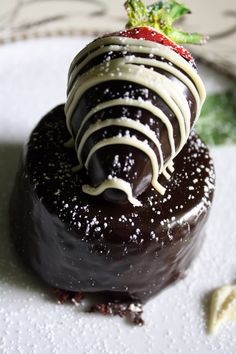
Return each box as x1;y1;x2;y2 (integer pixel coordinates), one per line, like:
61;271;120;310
9;0;215;323
10;105;214;298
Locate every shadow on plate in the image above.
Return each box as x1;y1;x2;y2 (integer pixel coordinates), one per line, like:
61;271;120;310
0;142;52;299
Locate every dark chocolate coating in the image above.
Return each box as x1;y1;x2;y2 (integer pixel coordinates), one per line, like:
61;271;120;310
9;105;215;302
69;49;198;202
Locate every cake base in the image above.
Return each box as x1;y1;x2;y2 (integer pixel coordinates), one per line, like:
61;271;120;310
9;105;215;303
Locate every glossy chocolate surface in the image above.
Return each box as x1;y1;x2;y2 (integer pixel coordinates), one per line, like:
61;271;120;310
69;49;198;202
10;105;215;302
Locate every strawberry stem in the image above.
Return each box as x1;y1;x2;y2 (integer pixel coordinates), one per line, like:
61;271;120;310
124;0;206;45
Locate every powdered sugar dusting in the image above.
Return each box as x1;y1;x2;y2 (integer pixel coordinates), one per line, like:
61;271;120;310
0;37;236;353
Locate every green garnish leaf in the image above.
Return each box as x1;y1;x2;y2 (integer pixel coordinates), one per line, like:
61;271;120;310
163;0;190;22
124;0;206;45
196;90;236;145
125;0;147;28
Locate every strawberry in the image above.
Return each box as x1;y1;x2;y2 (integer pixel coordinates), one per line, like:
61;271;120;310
66;0;207;205
108;0;207;62
119;27;180;45
115;26;193;62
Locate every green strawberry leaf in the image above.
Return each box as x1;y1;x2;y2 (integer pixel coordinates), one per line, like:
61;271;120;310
124;0;206;44
196;90;236;145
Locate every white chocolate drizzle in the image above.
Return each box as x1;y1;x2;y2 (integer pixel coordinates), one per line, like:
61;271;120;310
74;98;176;166
65;35;206;206
83;136;165;195
82;178;142;207
76;118;164;172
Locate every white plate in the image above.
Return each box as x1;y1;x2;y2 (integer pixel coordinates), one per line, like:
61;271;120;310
0;38;236;354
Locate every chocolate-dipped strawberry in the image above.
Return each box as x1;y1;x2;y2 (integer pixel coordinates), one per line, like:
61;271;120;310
9;0;215;322
65;0;206;206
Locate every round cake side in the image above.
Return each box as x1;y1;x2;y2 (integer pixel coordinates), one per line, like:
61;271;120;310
9;105;215;303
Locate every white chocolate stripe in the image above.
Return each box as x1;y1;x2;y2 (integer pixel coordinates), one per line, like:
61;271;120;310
83;136;166;195
68;60;174;116
69;52;200;130
68;37;135;78
68;37;205;102
76;118;164;171
68;44;127;90
167;80;191;139
66;60;189;153
162;168;171;180
167;160;175;173
72;98;175;164
127;56;200;122
68;44;196;107
82;178;142;207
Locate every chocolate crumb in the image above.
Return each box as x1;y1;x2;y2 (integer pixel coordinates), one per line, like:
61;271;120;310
89;302;144;326
53;288;84;304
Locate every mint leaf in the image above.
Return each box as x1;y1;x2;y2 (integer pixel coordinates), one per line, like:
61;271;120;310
196;90;236;145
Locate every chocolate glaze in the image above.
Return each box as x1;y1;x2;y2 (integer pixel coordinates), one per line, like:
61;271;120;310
9;105;215;303
69;49;198;202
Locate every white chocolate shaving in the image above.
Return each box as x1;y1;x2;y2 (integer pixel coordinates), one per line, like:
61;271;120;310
208;285;236;334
